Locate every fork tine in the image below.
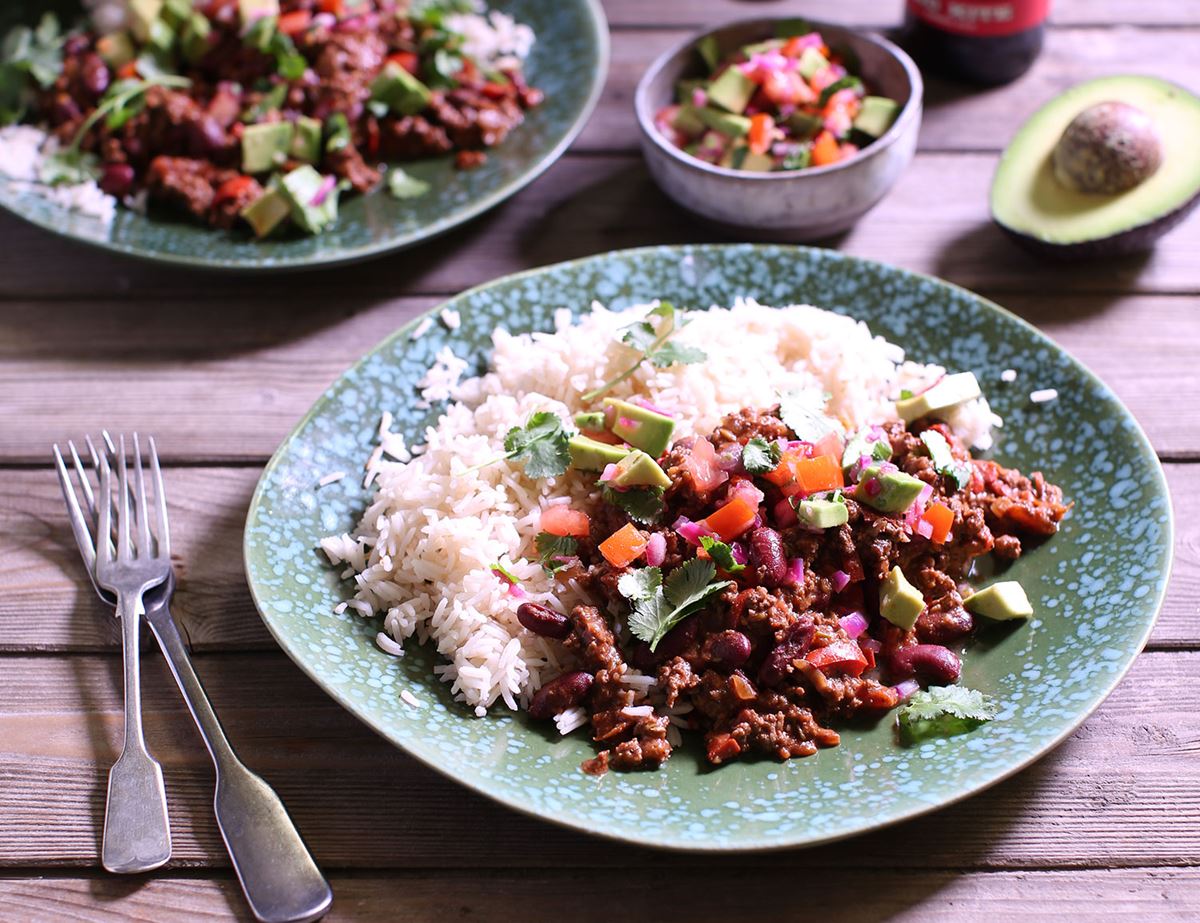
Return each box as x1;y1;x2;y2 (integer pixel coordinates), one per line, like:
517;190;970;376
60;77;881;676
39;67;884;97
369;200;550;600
148;436;169;559
97;450;114;566
117;435;132;562
102;429;117;457
85;434;119;562
54;445;98;573
68;440;97;522
133;433;152;559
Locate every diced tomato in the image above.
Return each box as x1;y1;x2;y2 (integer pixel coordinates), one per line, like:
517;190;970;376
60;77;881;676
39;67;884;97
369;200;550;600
707;732;741;764
811;130;841;167
921;502;954;545
540;506;591;540
214;175;257;204
761;69;815;106
703;498;757;542
812;430;843;461
748;113;775;156
317;0;345;15
683;437;726;493
599;523;649;568
278;10;311;35
805;640;868;677
364;116;380;157
860;642;877;671
781;36;807;57
117;60;139;80
808;67;840;93
387;51;419;74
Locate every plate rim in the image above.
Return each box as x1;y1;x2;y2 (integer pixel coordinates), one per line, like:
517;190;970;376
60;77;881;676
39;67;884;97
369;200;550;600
243;242;1174;852
0;0;610;272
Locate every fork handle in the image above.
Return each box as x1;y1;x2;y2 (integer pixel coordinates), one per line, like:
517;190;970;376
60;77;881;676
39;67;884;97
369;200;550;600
102;594;172;874
146;606;332;923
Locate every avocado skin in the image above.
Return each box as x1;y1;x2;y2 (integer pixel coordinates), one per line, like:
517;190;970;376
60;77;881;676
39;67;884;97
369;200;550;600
996;191;1200;260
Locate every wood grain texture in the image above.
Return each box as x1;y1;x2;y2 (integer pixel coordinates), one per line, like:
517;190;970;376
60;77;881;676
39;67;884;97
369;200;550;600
4;154;1200;302
0;290;1195;462
2;868;1199;923
1;462;1195;653
1;651;1197;870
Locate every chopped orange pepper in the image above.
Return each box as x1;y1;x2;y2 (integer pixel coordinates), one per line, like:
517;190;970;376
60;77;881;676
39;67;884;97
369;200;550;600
781;36;806;58
598;523;648;568
318;0;345;15
811;130;841;167
763;452;798;487
748;113;775;156
117;60;139;80
921;502;954;545
387;51;420;74
794;454;844;494
278;10;312;35
703;497;757;542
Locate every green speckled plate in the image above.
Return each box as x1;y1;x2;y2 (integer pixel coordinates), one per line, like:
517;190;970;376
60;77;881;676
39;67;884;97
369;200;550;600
0;0;606;270
244;244;1172;851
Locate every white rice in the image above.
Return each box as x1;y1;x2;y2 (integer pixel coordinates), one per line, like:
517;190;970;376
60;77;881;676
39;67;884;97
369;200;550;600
554;706;589;735
445;8;535;70
400;690;422;708
410;317;434;341
323;299;998;715
0;126;117;225
1001;368;1018;383
1030;388;1058;404
317;471;347;488
440;308;462;330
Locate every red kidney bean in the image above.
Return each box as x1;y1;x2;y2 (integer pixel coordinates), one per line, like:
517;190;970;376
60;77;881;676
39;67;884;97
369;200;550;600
80;54;110;98
527;671;593;719
748;527;787;586
187;115;229;155
630;641;656;672
52;93;81;125
916;606;974;644
708;630;751;671
98;163;135;198
758;641;801;686
657;614;699;660
889;644;962;685
516;602;571;640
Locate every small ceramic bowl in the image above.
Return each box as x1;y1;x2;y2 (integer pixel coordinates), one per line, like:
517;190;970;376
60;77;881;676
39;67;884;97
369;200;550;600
635;17;923;241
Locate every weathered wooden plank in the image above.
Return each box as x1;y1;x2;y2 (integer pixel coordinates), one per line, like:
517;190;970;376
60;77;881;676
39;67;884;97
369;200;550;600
577;27;1200;155
601;0;1200;28
1;461;1194;653
2;868;1199;922
0;651;1197;869
2;153;1199;302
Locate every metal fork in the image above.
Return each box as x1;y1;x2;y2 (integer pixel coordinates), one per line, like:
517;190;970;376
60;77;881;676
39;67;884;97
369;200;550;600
55;435;333;923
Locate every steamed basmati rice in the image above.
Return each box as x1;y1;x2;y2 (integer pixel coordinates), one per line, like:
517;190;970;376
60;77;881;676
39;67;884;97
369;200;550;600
0;125;117;224
322;299;998;715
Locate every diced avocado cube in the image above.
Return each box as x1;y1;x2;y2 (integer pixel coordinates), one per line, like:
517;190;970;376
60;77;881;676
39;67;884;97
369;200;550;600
964;582;1033;621
675;78;708;106
127;0;163;43
842;428;893;473
147;17;175;56
181;12;212;64
568;435;629;472
695;106;751;138
880;566;925;630
739;150;775;172
573;412;606;432
238;0;279;27
896;372;982;423
371;61;432;115
612;450;672;490
241;121;294;173
740;38;784;58
671;104;707;137
603;398;676;458
290;116;322;164
794;497;848;529
853;96;900;139
719;141;749;170
240;185;291;238
279;165;340;234
696;34;720;71
706;66;757;114
857;464;927;513
797;46;829;80
161;0;194;29
785;110;822;139
96;31;136;69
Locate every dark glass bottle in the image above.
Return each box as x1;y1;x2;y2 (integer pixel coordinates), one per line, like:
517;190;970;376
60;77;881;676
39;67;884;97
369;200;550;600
902;0;1050;86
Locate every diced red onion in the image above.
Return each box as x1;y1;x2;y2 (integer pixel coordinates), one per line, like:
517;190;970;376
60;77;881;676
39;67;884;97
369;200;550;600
728;477;764;510
715;442;743;472
908;373;945;399
312;11;336;28
788;31;824;50
786;440;812;455
633;397;676;417
676;519;715;546
309;174;336;206
831;570;850;592
859;637;882;654
893;679;920;700
916;519;935;539
618;416;639;431
691;87;707;107
731;542;748;565
600;463;620;484
903;482;936;529
508;583;527;599
838;611;869;639
773;497;797;528
645;532;667;567
784;557;805;586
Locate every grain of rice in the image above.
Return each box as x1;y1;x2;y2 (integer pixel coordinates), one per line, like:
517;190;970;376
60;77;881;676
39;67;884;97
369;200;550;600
410;317;434;340
376;631;405;656
554;706;589;735
317;471;347;487
1001;368;1017;382
401;690;422;708
1030;388;1058;403
440;308;461;330
621;705;655;718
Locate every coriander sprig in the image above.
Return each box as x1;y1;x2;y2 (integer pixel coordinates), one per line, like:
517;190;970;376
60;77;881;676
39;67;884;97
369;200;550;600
581;302;707;402
465;411;572;479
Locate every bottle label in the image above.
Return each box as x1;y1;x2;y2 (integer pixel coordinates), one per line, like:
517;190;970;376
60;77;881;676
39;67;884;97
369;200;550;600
907;0;1050;37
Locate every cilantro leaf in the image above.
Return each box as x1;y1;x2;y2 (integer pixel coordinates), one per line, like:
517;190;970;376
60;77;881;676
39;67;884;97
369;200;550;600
1;14;65;125
920;430;973;492
699;536;745;573
777;391;838;442
897;685;997;745
621;559;730;651
387;167;431;200
535;532;578;573
39;148;98;186
600;483;664;525
582;301;707;401
741;437;782;475
899;389;914;400
501;411;571;479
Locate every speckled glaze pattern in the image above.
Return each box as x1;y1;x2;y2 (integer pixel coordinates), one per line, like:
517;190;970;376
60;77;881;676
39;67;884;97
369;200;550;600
0;0;607;271
244;245;1172;852
634;20;922;241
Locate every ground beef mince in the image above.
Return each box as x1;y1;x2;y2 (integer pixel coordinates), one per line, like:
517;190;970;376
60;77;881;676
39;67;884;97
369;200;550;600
529;404;1068;774
29;0;542;233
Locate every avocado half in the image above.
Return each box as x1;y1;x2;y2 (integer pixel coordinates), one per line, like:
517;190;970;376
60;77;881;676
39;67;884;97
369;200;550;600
990;75;1200;259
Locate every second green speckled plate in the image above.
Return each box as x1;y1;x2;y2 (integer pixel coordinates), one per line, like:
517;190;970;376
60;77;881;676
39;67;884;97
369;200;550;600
244;245;1172;851
0;0;607;270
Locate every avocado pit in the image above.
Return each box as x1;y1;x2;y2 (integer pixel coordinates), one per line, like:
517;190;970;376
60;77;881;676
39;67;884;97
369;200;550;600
1051;100;1163;195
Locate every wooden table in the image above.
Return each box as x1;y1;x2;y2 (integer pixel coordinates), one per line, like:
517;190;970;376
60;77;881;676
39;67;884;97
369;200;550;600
3;1;1198;918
